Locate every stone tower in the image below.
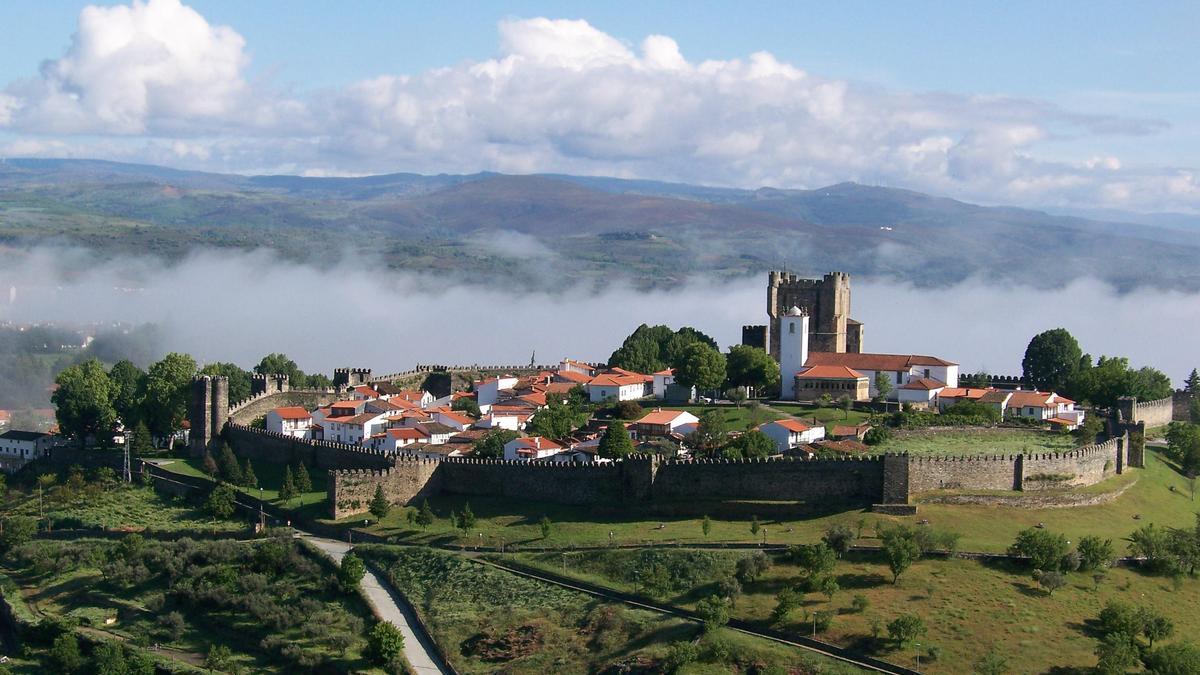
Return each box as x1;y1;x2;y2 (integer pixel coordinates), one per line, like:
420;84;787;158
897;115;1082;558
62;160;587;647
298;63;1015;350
189;375;229;458
765;271;863;358
778;307;810;400
333;368;372;391
251;373;290;396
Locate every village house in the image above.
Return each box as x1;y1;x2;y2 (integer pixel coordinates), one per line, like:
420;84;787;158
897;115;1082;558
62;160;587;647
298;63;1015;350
475;376;520;407
805;353;959;399
757;419;826;454
265;407;313;439
372;427;427;452
652;369;676;398
324;411;389;445
628;409;700;440
0;430;55;472
400;443;470;461
474;411;531;431
897;377;948;409
433;410;474;432
793;365;870;402
585;371;650;403
503;436;563;461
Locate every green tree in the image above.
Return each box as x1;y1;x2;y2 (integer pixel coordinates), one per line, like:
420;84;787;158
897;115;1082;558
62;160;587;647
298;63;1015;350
293;463;312;493
253;353;306;388
539;515;552;539
0;516;37;551
472;429;519;459
52;359;117;447
788;542;837;579
1166;422;1200;477
369;484;391;520
822;524;857;558
1127;523;1175;572
141;352;197;449
696;595;730;633
608;324;718;374
819;575;840;603
750;515;760;537
701;515;712;538
1074;413;1103;445
1098;600;1144;639
339;552;366;591
202;452;218;478
204;644;233;672
838;394;854;419
1186;369;1200;395
130;421;154;456
367;621;405;666
673;343;727;392
722;430;775;459
240;458;257;489
1009;527;1070;571
1144;642;1200;674
415;500;434;530
1036;570;1066;596
598;422;635;459
218;444;242;485
458;501;476;533
973;647;1009;675
863;426;892;446
1022;328;1082;393
688;410;728;457
48;632;84;673
883;533;921;584
451;396;481;417
1076;536;1114;571
91;641;131;675
199;361;253;403
109;359;146;429
278;466;297;503
204;483;236;520
770;588;801;624
527;395;588;440
1094;634;1140;675
725;345;780;396
873;371;894;401
887;614;926;647
1142;609;1174;648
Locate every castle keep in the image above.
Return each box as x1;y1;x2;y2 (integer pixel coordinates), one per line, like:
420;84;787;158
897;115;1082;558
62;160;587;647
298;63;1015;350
744;271;864;358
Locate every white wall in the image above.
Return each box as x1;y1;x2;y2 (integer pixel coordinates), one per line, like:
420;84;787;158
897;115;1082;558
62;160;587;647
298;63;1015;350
779;313;809;400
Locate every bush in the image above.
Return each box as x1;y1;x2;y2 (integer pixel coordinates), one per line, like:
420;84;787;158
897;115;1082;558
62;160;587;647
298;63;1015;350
863;426;891;445
1009;528;1069;571
48;633;84;673
734;551;771;583
612;400;644;420
696;595;730;633
662;641;699;672
368;621;405;666
887;613;926;646
850;594;870;613
822;524;856;557
339;552;366;591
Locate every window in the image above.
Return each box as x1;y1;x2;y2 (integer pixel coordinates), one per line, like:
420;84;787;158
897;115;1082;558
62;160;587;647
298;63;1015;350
789;323;795;334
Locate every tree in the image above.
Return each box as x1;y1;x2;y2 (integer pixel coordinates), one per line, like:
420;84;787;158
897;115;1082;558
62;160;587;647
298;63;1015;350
1098;600;1144;639
598;423;635;459
722;430;774;459
1074;413;1103;446
204;644;233;672
1142;610;1174;649
1076;536;1114;571
0;516;37;551
873;371;893;402
109;359;146;429
457;502;476;533
238;458;257;490
608;324;717;374
218;444;242;485
1094;634;1140;675
1127;523;1174;572
141;352;197;448
863;426;892;446
725;345;779;396
822;524;857;558
1186;369;1200;395
1009;528;1070;571
92;641;133;675
789;543;837;579
735;552;771;583
253;353;306;388
1036;570;1066;596
612;400;643;420
972;648;1009;675
1022;328;1082;393
339;552;366;591
749;515;760;537
883;534;921;583
293;463;312;493
688;410;728;457
369;485;391;520
48;632;84;673
415;500;434;531
527;395;588;440
1144;642;1200;674
695;595;730;633
673;342;727;393
278;466;297;503
838;394;854;419
1166;422;1200;477
368;621;406;666
701;515;712;538
130;422;154;456
539;515;552;539
202;452;218;478
52;359;117;446
472;429;519;459
204;483;236;520
451;396;481;417
887;614;926;646
819;575;840;603
199;361;252;403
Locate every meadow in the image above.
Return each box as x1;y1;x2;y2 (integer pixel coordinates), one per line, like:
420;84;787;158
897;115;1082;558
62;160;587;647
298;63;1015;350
874;427;1078;456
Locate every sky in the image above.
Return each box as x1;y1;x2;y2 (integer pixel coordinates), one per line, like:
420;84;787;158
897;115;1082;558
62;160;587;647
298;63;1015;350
0;0;1198;212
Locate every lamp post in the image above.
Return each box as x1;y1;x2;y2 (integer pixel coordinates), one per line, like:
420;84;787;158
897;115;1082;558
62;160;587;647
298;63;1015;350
915;642;921;671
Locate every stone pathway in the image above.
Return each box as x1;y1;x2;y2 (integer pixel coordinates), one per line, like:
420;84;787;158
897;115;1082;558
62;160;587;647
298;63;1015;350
303;535;452;675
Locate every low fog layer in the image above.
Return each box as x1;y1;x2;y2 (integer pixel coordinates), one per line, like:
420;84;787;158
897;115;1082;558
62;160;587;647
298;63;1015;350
1;248;1196;384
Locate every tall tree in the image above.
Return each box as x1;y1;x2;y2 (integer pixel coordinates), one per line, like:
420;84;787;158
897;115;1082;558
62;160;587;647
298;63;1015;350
725;345;780;396
218;444;242;485
278;466;297;502
108;359;145;428
294;463;312;493
52;359;117;447
253;353;306;387
472;430;519;459
141;352;197;448
199;362;253;403
873;371;893;401
1022;328;1082;393
608;324;718;374
369;484;391;520
673;342;727;392
1186;369;1200;395
598;422;635;459
526;395;589;439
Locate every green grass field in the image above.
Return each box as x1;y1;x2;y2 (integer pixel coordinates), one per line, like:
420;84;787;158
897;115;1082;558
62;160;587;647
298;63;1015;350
357;545;867;674
764;403;875;427
155;457;327;514
875;428;1078;456
3;484;245;533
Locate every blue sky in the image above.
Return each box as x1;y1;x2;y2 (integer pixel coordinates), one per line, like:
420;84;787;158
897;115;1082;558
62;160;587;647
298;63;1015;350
0;0;1197;211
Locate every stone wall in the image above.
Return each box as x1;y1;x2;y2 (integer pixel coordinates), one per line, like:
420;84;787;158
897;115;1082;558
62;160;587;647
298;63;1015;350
651;456;883;503
907;454;1023;493
224;424;392;471
1173;390;1193;422
330;459;442;519
227;389;340;425
906;436;1126;493
1131;396;1175;429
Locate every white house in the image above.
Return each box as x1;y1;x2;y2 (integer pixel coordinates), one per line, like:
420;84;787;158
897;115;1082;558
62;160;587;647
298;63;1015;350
585;373;648;403
629;409;700;439
0;430;55;472
324;411;389;445
652;369;676;399
349;385;381;401
475;376;520;406
757;419;826;454
503;436;563;461
559;359;598;377
1005;391;1084;426
265;407;313;439
475;411;531;431
897;378;947;409
433;410;475;432
804;352;959;400
373;427;427;452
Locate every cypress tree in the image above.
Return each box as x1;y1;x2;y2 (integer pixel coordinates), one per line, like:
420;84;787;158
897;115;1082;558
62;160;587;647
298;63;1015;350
369;484;391;520
598;422;635;459
241;458;257;489
202;451;218;478
294;462;312;493
218;444;242;485
278;465;297;502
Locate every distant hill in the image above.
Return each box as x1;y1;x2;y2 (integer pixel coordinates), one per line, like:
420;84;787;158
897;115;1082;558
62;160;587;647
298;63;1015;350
0;158;1196;291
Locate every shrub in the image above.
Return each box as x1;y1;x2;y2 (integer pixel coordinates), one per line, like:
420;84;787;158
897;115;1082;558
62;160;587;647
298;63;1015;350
850;594;870;613
822;524;856;558
696;595;730;633
887;613;926;646
662;641;698;672
48;633;84;673
1009;527;1069;571
734;551;771;583
339;552;366;591
368;621;405;666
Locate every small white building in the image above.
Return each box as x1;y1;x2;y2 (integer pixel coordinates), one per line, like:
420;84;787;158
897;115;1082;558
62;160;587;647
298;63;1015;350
1006;391;1084;426
629;409;700;439
503;436;563;461
897;378;947;409
652;369;676;399
0;430;55;472
433;410;474;431
324;411;389;445
475;376;520;407
585;373;648;403
475;411;530;431
804;352;959;400
757;419;826;454
349;385;381;401
265;407;313;439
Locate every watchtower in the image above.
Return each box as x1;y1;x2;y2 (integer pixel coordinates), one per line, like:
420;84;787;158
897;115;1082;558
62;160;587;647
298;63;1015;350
778;307;810;400
767;271;863;358
333;368;372;390
251;373;290;396
188;375;228;458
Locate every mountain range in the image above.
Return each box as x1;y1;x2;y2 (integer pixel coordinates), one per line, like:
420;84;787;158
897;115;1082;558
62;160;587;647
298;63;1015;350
1;158;1196;290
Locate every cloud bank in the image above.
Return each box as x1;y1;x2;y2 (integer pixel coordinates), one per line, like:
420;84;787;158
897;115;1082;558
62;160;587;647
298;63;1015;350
0;1;1196;212
0;248;1195;385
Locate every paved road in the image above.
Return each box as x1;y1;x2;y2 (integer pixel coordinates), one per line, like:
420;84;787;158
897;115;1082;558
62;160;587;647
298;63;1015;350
303;536;452;675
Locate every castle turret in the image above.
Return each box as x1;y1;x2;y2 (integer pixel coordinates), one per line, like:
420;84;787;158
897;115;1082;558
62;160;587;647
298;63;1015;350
189;375;228;457
779;307;809;400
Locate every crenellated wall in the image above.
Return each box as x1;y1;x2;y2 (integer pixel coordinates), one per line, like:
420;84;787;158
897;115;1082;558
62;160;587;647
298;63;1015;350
652;455;883;503
330;459;443;518
1130;396;1175;429
227;389;340;425
906;436;1126;493
224;424;392;471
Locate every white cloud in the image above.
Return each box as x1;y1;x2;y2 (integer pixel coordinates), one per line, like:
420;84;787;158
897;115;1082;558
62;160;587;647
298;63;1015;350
0;5;1196;212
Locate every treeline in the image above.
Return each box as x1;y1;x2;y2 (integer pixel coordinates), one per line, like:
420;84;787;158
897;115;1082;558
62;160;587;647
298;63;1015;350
1021;328;1174;407
608;324;779;396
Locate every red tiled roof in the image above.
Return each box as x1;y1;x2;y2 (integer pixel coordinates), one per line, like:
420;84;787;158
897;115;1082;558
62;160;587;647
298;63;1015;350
635;409;690;425
797;365;866;380
588;374;644;387
271;406;311;420
806;352;957;370
387;428;427;440
937;388;989;400
766;419;812;433
354;385;380;398
899;377;946;391
652;368;675;376
512;436;563;450
437;411;474;425
555;370;593;384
